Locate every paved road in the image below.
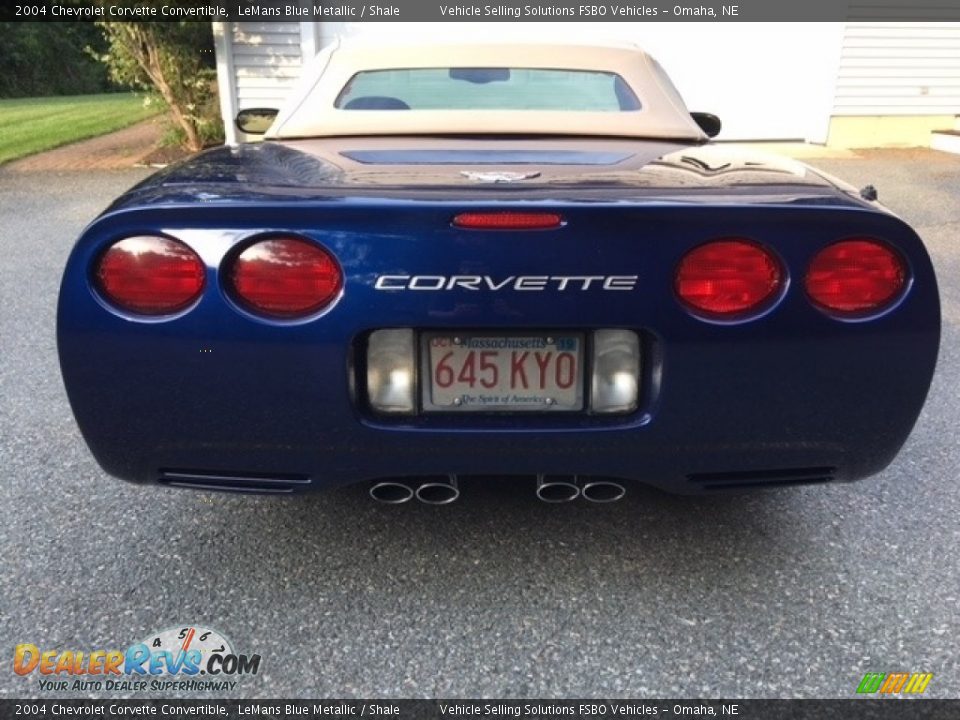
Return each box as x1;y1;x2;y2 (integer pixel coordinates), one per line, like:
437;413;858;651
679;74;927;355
1;150;958;699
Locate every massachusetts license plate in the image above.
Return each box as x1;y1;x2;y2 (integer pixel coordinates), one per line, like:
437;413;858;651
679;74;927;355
423;333;584;412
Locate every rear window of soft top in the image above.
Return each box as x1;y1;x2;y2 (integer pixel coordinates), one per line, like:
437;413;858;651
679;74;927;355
334;67;642;112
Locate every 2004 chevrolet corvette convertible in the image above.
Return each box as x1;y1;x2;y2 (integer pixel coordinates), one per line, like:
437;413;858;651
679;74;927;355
57;41;940;504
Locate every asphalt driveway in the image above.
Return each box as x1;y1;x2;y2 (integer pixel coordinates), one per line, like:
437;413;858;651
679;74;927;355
1;149;958;698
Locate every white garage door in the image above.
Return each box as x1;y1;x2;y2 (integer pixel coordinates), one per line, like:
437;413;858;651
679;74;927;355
834;22;960;115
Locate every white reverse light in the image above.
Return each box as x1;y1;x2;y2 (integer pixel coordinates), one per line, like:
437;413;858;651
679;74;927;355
591;329;640;414
367;329;416;414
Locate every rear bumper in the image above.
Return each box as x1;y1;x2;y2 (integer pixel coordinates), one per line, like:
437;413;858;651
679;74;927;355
59;320;937;495
57;202;941;495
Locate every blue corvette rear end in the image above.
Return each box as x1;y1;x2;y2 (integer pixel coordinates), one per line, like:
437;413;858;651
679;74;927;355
57;138;940;498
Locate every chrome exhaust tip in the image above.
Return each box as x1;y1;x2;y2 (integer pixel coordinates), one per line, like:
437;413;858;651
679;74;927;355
580;478;627;503
415;475;460;505
536;474;580;503
369;480;415;504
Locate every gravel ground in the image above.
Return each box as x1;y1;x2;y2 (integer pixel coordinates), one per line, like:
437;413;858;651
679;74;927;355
1;150;958;699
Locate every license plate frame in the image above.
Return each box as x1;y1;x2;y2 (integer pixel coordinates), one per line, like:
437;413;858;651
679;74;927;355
420;331;585;413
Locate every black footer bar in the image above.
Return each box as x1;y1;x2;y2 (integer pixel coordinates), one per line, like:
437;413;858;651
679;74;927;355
2;700;959;720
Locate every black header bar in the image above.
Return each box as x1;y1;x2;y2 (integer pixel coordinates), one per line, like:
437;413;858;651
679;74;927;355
4;0;960;22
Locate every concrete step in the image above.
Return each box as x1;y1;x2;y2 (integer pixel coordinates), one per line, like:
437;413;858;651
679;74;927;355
931;130;960;155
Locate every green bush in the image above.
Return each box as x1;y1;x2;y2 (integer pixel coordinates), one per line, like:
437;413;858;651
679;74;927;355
93;21;223;152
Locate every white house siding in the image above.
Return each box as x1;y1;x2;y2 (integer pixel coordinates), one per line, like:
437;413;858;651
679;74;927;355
834;22;960;115
214;20;320;143
232;22;304;107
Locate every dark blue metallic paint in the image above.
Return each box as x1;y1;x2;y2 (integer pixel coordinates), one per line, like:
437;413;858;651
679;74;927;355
57;140;941;494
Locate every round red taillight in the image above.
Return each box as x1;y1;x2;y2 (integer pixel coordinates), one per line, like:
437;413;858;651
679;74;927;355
228;237;342;318
805;239;906;315
675;239;783;317
96;235;205;315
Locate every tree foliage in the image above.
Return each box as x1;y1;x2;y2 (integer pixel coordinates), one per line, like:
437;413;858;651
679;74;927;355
0;22;110;98
93;21;223;152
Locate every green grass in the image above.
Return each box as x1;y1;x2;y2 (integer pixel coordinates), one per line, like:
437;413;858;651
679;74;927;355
0;93;163;165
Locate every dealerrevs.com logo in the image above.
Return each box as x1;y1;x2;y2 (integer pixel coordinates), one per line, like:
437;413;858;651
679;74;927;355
14;625;261;693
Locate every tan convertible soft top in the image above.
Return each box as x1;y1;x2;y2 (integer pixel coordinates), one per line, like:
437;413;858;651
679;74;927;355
265;40;707;142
